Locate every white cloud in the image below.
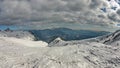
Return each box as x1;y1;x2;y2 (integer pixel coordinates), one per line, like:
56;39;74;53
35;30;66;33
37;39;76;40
0;0;119;29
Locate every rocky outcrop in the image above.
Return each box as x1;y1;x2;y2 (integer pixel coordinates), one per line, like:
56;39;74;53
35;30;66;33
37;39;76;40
48;37;65;47
98;30;120;45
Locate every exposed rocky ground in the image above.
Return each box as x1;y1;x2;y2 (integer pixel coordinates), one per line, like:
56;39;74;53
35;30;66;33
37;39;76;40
98;30;120;46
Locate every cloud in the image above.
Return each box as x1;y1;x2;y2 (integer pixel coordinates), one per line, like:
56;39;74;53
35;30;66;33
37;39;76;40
0;0;119;29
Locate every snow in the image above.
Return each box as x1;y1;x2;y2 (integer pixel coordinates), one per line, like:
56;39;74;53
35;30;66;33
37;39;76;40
0;30;120;68
0;31;36;41
0;37;48;47
0;40;120;68
48;37;65;47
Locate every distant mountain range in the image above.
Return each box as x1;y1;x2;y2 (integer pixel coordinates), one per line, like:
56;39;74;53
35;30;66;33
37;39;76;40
29;28;110;43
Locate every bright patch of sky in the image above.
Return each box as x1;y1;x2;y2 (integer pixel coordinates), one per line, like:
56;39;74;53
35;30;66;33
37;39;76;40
101;0;120;12
0;25;19;30
0;25;30;30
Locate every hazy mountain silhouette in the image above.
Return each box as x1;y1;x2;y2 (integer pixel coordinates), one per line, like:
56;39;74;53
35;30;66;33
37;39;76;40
29;28;110;43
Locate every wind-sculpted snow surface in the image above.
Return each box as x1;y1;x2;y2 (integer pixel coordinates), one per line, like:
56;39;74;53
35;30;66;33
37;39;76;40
0;40;120;68
0;30;120;68
97;29;120;46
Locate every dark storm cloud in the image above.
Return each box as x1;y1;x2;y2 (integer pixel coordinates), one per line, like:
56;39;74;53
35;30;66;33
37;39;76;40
117;9;120;15
0;0;119;28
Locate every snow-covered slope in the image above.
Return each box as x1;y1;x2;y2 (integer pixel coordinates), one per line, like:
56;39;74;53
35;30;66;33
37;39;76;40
0;30;120;68
0;39;120;68
97;29;120;46
0;30;48;47
0;31;36;41
48;37;65;47
0;37;48;47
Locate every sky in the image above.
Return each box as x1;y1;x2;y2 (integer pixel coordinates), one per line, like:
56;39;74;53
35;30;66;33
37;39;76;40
0;0;120;31
0;25;18;30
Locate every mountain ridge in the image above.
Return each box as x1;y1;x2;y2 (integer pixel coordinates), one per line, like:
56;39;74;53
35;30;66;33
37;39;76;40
29;28;110;43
